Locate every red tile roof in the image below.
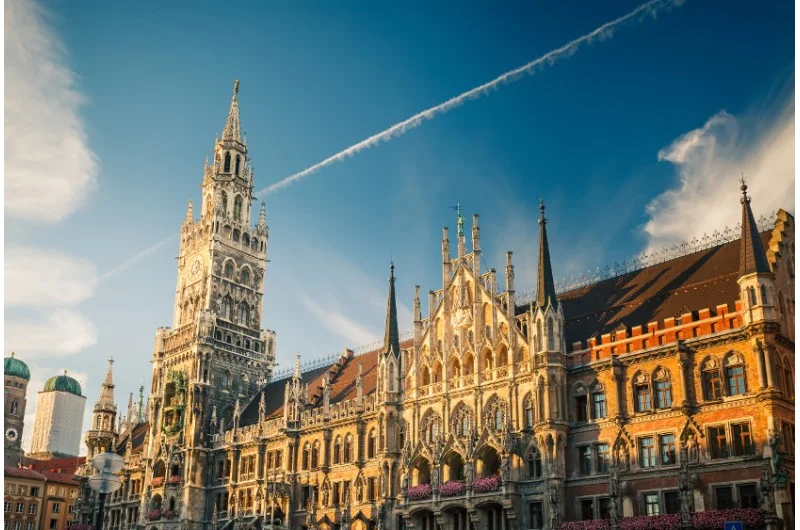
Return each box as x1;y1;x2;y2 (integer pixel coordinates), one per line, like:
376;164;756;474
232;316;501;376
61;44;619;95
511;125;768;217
554;231;772;346
5;466;46;480
24;456;85;476
240;339;412;427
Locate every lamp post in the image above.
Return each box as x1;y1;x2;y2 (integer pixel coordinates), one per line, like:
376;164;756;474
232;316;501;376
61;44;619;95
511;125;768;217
88;452;124;530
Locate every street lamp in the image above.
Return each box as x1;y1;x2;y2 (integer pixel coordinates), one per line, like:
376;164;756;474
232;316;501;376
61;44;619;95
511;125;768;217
88;452;124;530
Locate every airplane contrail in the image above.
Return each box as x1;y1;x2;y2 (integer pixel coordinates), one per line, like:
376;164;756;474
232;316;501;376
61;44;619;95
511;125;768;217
258;0;685;196
97;235;176;284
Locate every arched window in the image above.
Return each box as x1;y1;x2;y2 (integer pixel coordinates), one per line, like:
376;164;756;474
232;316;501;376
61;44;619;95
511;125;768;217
302;443;311;470
633;373;651;412
222;298;233;320
333;436;342;465
591;384;606;419
432;362;442;383
724;353;745;396
224;153;231;173
10;400;18;415
387;362;396;392
239;304;249;326
226;334;232;344
573;385;588;422
220;191;228;214
527;449;542;479
748;286;757;307
224;261;234;279
344;434;353;463
368;429;377;459
702;358;723;400
222;371;231;389
484;396;508;432
233;196;243;222
547;318;555;350
760;285;769;305
653;369;672;409
523;395;534;428
96;416;102;429
421;366;431;386
254;342;260;353
235;155;241;177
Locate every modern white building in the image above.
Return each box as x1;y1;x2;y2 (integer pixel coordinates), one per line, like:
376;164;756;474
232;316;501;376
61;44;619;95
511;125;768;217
29;371;86;459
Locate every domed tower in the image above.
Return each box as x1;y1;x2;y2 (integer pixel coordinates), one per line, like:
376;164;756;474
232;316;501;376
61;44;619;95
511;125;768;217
4;352;30;466
30;371;87;459
85;359;118;459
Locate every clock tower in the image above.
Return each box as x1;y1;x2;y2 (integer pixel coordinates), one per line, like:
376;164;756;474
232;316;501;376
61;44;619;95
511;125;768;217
143;80;276;530
4;352;30;466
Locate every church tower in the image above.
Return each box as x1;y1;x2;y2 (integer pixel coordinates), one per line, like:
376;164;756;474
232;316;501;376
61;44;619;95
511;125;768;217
145;81;275;530
86;359;118;459
530;200;568;529
4;352;30;467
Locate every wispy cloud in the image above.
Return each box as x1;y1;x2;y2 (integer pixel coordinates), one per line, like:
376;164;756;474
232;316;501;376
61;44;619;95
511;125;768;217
5;310;97;357
5;246;98;307
4;0;98;223
643;93;794;251
299;294;379;346
258;0;685;196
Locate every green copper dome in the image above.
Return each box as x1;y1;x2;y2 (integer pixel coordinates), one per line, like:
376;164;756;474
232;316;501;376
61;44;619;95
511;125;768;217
43;371;82;396
4;353;30;381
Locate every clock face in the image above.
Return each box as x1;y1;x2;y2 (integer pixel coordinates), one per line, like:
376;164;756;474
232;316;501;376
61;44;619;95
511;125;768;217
190;258;202;280
6;428;18;441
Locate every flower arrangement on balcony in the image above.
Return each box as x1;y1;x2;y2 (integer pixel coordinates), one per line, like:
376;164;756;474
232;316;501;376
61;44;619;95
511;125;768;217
68;524;93;530
164;510;177;520
146;509;162;521
439;480;466;497
150;477;164;487
471;474;501;493
166;475;182;485
557;508;767;530
406;483;432;500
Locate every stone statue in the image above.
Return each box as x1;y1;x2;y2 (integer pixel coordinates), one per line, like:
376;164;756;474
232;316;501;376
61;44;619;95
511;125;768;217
258;392;266;424
465;461;474;485
500;455;511;482
549;482;559;530
355;479;363;502
431;467;440;489
401;468;409;493
759;461;775;513
321;482;330;507
688;434;699;463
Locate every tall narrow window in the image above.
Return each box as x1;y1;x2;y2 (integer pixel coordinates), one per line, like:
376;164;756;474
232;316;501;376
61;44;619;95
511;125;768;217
224;153;231;173
233;196;243;222
574;394;588;422
579;446;592;475
635;383;651;412
731;422;753;456
524;399;534;428
655;379;672;409
748;287;757;307
708;426;728;459
660;434;676;465
592;390;606;419
596;444;609;473
760;285;768;305
644;493;660;516
220;191;228;214
224;262;234;279
725;355;746;396
528;450;542;478
235;155;241;177
368;429;376;459
547;318;555;350
639;437;655;468
702;360;723;400
536;320;543;351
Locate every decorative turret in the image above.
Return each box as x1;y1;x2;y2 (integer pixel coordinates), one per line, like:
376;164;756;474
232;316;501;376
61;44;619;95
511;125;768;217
85;358;118;459
378;262;401;403
222;80;242;143
258;202;267;230
737;179;777;326
184;199;193;224
535;199;558;311
383;263;401;359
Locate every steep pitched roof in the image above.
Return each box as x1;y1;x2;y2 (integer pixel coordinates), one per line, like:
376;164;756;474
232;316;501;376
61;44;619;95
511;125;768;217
115;422;150;455
383;263;401;356
239;339;413;428
548;231;772;346
23;456;85;476
5;466;45;480
536;201;558;310
739;184;771;276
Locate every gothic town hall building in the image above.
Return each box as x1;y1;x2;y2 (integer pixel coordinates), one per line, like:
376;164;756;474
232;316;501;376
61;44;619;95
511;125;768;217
75;82;795;530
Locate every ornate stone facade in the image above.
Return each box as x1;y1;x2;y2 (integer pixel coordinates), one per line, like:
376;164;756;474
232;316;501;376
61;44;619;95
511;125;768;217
76;82;794;530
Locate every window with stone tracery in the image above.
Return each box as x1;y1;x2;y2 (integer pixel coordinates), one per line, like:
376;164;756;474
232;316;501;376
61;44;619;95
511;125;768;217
420;410;442;444
484;395;508;432
224;153;231;173
523;394;534;429
233;196;243;222
451;403;474;438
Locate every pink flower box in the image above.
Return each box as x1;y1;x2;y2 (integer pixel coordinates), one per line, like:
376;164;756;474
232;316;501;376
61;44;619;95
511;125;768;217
439;480;466;497
406;483;432;500
150;477;164;487
471;475;501;493
557;508;767;530
146;509;162;521
166;475;182;485
164;510;177;520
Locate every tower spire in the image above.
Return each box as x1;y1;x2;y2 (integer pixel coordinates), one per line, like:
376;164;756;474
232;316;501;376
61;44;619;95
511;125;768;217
383;262;401;357
258;202;267;228
98;358;116;408
535;199;558;310
221;79;242;142
739;177;771;277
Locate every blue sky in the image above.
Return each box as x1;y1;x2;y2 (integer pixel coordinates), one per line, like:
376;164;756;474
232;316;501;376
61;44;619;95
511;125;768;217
5;0;794;452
